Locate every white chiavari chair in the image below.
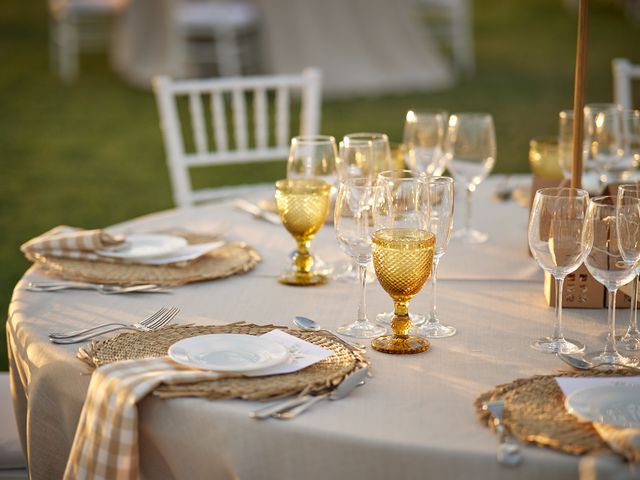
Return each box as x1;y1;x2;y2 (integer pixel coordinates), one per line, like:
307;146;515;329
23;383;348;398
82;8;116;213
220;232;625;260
153;68;322;208
48;0;125;82
613;58;640;111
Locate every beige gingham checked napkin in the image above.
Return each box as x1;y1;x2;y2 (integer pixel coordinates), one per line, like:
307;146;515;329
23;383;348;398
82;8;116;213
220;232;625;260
64;357;220;480
21;226;125;262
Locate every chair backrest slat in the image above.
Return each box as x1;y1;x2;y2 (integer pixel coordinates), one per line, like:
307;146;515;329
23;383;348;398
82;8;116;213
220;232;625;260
189;92;208;154
276;86;290;148
210;90;228;152
254;87;268;150
153;68;322;208
613;58;640;111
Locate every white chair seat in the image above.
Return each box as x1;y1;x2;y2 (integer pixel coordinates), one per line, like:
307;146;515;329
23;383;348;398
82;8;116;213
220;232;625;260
177;1;257;31
0;373;26;478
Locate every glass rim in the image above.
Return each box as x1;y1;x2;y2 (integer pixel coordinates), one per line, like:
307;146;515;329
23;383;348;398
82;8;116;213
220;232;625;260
584;102;624;113
343;132;390;143
377;169;417;180
291;135;336;145
405;110;448;121
589;195;618;206
339;177;375;188
418;175;454;185
619;183;640;192
535;187;589;198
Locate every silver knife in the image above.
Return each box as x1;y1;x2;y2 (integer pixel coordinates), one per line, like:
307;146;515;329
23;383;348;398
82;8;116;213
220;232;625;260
272;367;369;420
249;395;313;420
233;199;281;225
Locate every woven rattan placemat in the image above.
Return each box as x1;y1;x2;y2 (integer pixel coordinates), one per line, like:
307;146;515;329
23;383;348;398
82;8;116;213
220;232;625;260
474;370;638;456
26;231;261;286
78;323;368;401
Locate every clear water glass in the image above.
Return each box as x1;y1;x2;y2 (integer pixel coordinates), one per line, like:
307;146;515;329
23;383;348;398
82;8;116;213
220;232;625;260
412;176;456;338
334;179;386;338
584;103;626;184
528;187;589;353
583;196;639;367
334;132;392;284
445;113;496;244
616;184;640;351
403;110;448;177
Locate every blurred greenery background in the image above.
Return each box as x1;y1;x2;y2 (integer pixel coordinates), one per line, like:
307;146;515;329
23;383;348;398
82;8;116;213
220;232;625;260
1;0;638;370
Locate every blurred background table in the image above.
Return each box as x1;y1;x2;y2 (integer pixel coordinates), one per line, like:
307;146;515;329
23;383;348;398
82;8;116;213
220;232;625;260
8;175;630;480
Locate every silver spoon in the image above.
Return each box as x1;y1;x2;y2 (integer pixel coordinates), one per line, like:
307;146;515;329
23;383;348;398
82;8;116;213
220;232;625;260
293;316;367;351
557;352;640;373
482;400;522;467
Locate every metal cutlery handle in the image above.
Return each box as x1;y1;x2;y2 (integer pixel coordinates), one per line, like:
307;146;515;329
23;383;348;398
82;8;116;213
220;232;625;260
249;395;312;420
272;393;329;419
50;322;128;339
49;325;136;344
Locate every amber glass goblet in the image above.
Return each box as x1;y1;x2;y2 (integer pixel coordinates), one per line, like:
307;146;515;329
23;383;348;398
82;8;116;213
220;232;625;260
275;179;331;286
371;228;435;354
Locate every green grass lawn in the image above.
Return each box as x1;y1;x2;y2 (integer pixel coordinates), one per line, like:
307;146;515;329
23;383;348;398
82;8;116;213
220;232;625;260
1;0;638;370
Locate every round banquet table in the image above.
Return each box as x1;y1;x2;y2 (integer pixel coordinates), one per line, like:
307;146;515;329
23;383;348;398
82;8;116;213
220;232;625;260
6;176;630;479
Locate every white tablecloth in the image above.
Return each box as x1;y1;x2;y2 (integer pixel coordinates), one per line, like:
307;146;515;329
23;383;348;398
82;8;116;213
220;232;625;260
7;176;635;479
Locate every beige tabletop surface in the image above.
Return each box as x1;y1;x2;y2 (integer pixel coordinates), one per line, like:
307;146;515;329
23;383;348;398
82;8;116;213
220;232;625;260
7;176;636;479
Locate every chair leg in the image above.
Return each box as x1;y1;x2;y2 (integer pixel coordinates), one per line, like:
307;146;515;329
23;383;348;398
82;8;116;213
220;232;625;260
58;14;79;83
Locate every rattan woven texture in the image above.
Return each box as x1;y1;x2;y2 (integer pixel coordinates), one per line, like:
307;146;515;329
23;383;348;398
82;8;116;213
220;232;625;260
78;324;368;401
474;370;638;456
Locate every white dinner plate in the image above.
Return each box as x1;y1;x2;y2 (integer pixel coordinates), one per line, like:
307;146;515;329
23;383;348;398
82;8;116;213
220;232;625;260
96;234;187;260
168;334;290;372
565;383;640;428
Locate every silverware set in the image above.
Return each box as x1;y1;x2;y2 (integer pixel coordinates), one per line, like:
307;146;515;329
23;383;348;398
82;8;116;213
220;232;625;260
482;400;522;467
28;281;170;294
250;367;368;420
557;352;640;373
49;306;179;344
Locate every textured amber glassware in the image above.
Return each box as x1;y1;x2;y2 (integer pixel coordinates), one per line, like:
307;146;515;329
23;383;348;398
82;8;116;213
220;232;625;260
371;227;435;354
275;178;331;286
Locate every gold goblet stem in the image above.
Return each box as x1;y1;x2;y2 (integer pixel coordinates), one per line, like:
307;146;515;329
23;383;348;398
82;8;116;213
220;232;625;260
295;239;313;274
390;301;411;338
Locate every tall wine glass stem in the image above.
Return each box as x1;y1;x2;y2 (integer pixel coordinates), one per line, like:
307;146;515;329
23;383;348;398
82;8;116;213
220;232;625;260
553;276;566;341
628;275;639;336
427;257;441;323
604;288;620;356
356;261;368;323
465;187;473;232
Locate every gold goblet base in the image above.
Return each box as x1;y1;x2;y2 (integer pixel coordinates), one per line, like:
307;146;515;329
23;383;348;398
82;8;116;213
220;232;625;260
278;270;328;286
371;335;430;354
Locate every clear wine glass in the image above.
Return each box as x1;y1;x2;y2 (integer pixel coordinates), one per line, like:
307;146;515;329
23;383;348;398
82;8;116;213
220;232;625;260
334;179;386;338
584;103;625;184
374;169;426;327
412;176;456;338
286;135;338;276
334;133;392;283
558;110;591;184
616;184;640;351
583;196;640;367
403;110;448;177
528;187;589;354
445;113;496;244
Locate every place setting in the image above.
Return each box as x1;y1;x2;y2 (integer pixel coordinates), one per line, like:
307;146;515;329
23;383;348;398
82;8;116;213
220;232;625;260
19;225;260;289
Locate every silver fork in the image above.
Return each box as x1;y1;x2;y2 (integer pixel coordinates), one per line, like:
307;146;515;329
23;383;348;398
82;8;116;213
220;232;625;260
28;282;169;294
49;306;179;344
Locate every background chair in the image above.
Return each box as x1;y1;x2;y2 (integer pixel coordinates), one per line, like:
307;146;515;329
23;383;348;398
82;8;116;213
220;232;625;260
153;68;322;208
416;0;475;75
0;373;27;480
613;57;640;110
173;0;260;78
48;0;125;83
